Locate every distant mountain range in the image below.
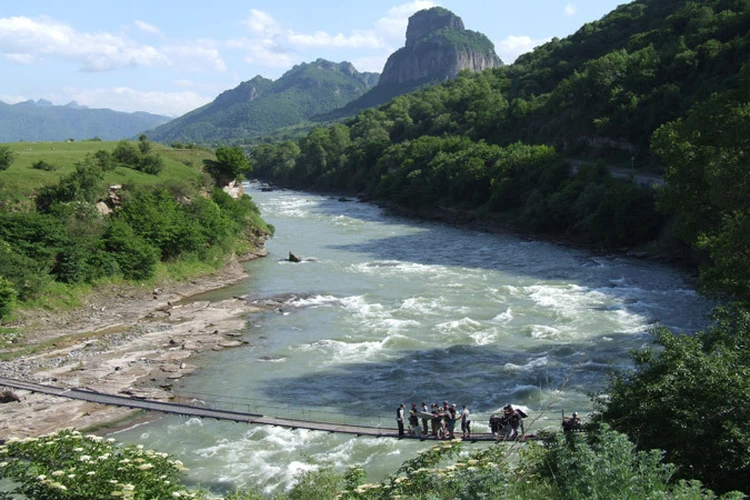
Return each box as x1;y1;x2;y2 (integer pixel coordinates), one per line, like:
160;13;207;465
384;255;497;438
146;59;379;144
0;100;171;142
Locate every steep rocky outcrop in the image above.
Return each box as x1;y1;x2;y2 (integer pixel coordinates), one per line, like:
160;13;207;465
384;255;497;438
325;7;502;118
379;7;502;85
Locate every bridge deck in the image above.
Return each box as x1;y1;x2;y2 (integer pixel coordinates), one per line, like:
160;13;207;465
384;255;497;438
0;377;524;442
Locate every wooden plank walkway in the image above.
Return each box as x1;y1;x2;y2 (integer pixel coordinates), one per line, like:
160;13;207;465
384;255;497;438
0;377;519;442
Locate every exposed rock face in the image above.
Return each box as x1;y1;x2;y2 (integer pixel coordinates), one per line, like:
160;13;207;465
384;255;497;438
405;8;465;45
378;7;502;87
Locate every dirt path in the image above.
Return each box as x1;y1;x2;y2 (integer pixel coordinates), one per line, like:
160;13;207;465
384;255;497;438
0;250;270;440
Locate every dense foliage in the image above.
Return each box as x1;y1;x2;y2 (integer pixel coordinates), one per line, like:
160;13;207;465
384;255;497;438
597;305;750;494
0;145;15;170
252;121;663;249
0;145;271;320
251;0;749;281
0;429;196;499
204;145;251;186
2;427;738;499
652;65;750;301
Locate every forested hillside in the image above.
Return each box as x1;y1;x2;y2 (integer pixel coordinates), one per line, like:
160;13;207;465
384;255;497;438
146;59;378;145
251;0;750;295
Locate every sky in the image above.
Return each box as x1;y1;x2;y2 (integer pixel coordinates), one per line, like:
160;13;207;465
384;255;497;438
0;1;627;117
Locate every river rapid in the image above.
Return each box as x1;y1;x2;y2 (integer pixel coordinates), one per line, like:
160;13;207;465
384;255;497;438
114;182;713;495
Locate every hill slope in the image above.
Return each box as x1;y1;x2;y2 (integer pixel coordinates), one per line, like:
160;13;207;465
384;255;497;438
0;100;170;142
146;59;379;144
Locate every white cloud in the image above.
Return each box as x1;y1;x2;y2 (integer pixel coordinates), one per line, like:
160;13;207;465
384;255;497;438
134;20;162;36
243;9;281;38
375;0;437;45
0;15;226;73
231;2;436;76
565;4;576;16
351;54;394;74
163;40;226;72
286;30;381;49
0;93;28;104
226;37;298;70
0;15;167;71
63;86;212;117
495;35;551;64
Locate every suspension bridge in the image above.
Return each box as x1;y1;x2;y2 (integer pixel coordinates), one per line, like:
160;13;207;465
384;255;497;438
0;376;566;442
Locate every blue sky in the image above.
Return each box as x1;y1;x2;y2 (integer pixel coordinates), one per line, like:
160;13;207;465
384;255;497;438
0;1;626;117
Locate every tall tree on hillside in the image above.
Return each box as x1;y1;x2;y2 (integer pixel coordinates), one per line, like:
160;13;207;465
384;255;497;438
652;65;750;301
205;146;250;186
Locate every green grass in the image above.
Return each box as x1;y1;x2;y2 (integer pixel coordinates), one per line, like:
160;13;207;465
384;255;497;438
0;140;214;203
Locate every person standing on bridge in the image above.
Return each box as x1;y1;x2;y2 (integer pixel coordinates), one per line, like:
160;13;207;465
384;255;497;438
396;403;406;437
461;404;471;438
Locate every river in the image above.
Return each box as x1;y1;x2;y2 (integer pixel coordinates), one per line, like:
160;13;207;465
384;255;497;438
113;182;713;495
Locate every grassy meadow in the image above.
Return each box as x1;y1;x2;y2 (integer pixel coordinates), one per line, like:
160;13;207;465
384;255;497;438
0;140;215;205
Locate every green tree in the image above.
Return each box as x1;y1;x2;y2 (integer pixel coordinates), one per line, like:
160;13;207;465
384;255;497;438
652;67;750;301
597;305;750;495
112;140;141;167
138;133;152;154
0;144;16;171
519;425;740;499
137;154;164;175
205;146;250;186
36;159;105;213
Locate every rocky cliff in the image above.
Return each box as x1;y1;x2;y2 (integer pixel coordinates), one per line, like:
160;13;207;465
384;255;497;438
324;7;502;118
378;7;503;86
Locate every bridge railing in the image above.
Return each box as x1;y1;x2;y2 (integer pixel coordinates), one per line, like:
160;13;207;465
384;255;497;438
171;389;587;433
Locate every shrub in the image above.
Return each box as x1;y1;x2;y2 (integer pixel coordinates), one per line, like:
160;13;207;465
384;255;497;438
0;240;50;300
137;154;164;175
597;305;750;495
0;429;197;499
118;187;203;260
92;150;117;171
102;219;160;281
0;275;17;319
112;140;140;167
36;160;105;213
31;160;57;171
0;145;16;171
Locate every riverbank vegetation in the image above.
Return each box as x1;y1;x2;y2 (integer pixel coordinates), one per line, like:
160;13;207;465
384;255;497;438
1;426;742;499
0;139;272;323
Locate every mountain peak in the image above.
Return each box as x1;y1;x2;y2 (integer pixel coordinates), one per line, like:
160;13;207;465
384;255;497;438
405;7;465;46
378;7;502;88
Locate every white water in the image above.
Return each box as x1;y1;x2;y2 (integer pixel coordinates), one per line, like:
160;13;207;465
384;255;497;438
113;183;713;495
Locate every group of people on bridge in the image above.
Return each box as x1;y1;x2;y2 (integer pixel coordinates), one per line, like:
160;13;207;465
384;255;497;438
396;401;527;441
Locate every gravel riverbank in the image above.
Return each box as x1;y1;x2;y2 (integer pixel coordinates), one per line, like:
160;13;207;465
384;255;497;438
0;251;269;440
